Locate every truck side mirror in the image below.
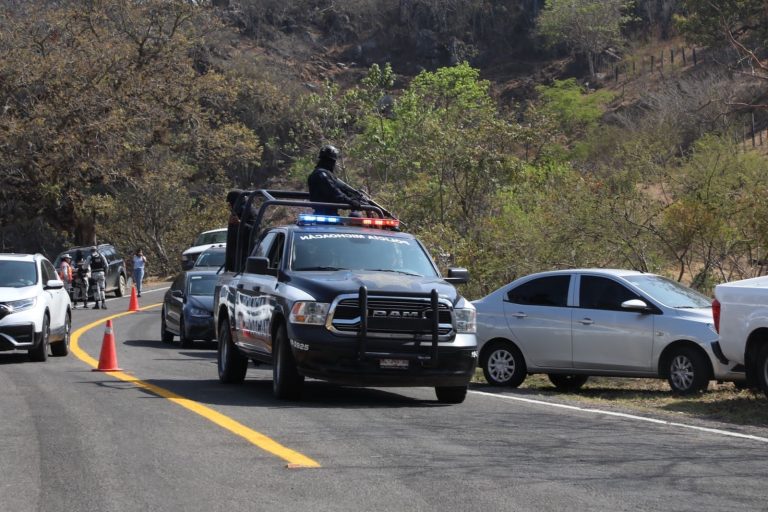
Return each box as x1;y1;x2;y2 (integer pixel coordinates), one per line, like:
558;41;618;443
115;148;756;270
444;267;469;284
245;256;270;275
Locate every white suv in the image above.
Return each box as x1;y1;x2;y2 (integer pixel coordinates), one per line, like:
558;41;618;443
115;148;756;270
0;254;72;361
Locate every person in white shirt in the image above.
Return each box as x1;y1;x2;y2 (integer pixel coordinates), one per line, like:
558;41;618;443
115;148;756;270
132;249;147;297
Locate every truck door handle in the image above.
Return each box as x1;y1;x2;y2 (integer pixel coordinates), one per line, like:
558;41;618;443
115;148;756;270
511;312;527;318
579;318;594;325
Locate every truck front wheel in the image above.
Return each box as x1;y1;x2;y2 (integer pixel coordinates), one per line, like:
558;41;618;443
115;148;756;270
757;343;768;399
272;324;304;400
218;319;247;384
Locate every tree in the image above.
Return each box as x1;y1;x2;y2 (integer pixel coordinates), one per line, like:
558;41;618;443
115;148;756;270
678;0;768;106
537;0;634;77
0;0;261;253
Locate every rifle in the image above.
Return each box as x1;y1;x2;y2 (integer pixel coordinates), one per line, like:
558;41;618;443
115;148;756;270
335;177;404;225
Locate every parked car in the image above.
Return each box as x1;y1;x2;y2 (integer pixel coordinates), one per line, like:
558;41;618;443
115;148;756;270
53;244;127;298
473;269;745;394
0;253;72;361
181;228;227;270
193;244;226;270
160;270;218;347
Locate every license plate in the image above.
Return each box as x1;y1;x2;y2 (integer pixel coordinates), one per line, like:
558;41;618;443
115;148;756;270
379;358;409;370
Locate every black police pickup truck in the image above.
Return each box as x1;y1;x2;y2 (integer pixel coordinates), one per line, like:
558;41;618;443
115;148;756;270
214;190;477;403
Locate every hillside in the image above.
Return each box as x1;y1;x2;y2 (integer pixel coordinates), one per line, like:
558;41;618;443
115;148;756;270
1;0;766;293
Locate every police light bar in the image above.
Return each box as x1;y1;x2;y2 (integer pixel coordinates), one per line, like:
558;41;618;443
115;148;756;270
297;214;399;229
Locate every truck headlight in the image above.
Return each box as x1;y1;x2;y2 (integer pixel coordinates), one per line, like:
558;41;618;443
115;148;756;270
290;302;329;325
189;307;211;317
6;297;37;314
454;307;476;333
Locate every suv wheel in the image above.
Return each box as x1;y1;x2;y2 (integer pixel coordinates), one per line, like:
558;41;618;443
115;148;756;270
435;386;467;404
273;324;304;400
160;309;174;344
548;374;588;392
29;314;50;362
481;341;527;387
667;346;709;394
218;319;247;383
115;274;127;297
51;312;71;357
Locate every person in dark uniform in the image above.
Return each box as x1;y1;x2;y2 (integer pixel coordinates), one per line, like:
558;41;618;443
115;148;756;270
307;145;363;216
89;246;108;309
224;189;244;273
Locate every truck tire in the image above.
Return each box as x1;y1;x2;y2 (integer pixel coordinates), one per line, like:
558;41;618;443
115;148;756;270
667;346;709;394
757;343;768;399
548;374;588;392
481;341;527;387
273;324;304;400
29;314;50;362
218;319;247;384
435;386;468;404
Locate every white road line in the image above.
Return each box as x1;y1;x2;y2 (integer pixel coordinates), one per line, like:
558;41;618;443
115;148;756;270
470;390;768;444
104;286;169;303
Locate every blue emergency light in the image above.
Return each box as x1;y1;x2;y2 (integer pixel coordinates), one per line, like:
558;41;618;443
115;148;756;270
297;214;399;229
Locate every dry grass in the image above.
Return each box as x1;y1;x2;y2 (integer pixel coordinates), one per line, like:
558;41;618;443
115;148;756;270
472;371;768;429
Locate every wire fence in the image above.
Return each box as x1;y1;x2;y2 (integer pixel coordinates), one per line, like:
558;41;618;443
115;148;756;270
598;45;704;84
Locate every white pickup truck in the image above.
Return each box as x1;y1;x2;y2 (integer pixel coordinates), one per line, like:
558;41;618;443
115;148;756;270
713;275;768;397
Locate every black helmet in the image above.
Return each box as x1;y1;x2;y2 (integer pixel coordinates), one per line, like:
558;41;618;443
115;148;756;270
318;144;339;161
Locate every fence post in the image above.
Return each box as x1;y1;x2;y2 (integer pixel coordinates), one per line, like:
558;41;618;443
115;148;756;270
682;47;687;65
632;60;636;74
670;48;675;65
752;112;756;147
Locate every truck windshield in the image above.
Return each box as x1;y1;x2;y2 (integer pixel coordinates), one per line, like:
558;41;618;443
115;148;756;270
291;232;438;278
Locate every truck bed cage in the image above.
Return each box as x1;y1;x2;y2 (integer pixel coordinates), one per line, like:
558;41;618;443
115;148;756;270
232;189;399;273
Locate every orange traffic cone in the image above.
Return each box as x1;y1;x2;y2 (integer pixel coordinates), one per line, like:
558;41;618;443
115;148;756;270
92;319;122;372
128;285;139;312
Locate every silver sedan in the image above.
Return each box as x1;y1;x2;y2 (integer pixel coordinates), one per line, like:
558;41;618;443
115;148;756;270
473;269;745;394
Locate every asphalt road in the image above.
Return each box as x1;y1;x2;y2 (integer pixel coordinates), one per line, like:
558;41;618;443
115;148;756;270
1;287;767;512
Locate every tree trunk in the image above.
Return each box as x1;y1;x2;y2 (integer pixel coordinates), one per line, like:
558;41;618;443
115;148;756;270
74;210;97;246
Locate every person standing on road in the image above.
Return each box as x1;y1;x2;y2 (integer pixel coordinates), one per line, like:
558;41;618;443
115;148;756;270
58;254;73;298
307;144;364;216
132;249;147;297
73;256;91;309
225;188;243;273
89;246;108;310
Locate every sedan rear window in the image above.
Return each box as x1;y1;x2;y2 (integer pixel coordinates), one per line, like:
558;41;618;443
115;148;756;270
0;261;38;288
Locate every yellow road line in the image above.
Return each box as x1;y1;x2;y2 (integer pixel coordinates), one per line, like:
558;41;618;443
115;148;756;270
70;305;321;469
